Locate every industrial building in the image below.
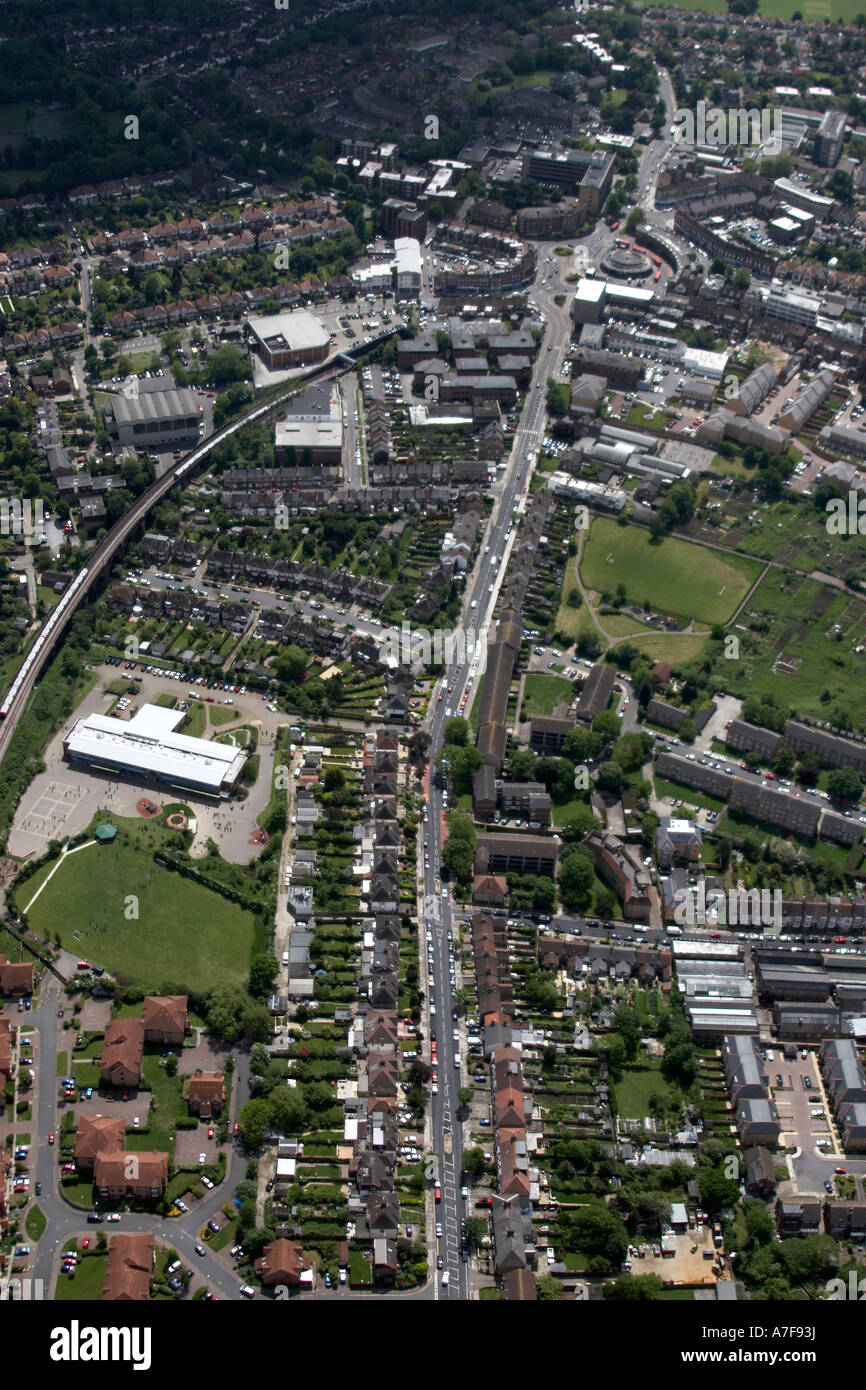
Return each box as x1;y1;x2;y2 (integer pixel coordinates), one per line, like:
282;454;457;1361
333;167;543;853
246;310;330;370
103;388;202;450
64;705;248;798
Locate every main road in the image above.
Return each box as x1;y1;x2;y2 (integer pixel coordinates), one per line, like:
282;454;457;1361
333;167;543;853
421;247;576;1299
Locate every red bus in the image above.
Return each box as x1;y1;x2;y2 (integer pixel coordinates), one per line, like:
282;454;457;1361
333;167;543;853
653;270;661;282
610;220;619;231
615;237;629;249
633;243;648;254
651;254;661;267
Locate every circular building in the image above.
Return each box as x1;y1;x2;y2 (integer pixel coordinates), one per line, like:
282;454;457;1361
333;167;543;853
599;245;653;281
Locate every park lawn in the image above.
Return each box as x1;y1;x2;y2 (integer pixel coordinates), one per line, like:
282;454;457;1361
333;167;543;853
580;516;761;625
614;1066;674;1119
521;673;574;719
622;631;711;664
21;840;259;993
54;1253;108;1301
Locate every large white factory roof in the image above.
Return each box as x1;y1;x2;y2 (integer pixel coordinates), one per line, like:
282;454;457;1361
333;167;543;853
65;705;247;793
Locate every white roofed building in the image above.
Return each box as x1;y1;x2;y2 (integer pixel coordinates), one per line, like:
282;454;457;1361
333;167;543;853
64;705;247;798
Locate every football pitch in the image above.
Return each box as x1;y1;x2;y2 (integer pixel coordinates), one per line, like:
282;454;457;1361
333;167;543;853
19;841;259;993
579;518;762;627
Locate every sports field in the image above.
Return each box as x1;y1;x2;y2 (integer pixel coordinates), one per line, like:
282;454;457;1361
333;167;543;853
641;0;850;18
579;518;762;626
20;841;258;993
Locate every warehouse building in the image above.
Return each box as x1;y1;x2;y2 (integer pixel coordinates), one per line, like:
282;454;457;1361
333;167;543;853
64;705;247;798
103;388;202;449
247;310;330;370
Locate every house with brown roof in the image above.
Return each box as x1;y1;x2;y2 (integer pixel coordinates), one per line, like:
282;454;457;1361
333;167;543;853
99;1018;144;1088
254;1238;308;1286
473;874;508;907
74;1115;126;1173
94;1150;168;1200
142;995;187;1045
103;1233;155;1301
187;1073;226;1119
651;661;672;691
365;1010;398;1050
0;956;33;997
366;1052;399;1097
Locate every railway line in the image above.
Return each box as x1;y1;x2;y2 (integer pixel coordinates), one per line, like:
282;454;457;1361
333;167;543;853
0;349;363;761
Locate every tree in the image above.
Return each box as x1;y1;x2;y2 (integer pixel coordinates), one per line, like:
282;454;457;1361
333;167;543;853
237;1098;272;1149
634;1192;672;1232
444;717;469;747
323;767;345;792
268;1085;309;1135
463;1216;488;1249
561;806;601;841
536;1273;563;1299
567;1205;629;1266
559;848;595;911
508;748;538;780
457;1086;473;1111
274;644;307;685
595;761;624;795
164;1053;178;1078
248;954;279;998
612;1005;641;1061
205;982;248;1042
462;1147;487;1177
593;710;621;742
828;766;863;804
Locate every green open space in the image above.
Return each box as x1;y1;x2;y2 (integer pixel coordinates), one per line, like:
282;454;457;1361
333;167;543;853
581;518;761;626
17;839;259;993
521;672;574;719
25;1204;46;1241
54;1252;108;1301
614;1066;675;1119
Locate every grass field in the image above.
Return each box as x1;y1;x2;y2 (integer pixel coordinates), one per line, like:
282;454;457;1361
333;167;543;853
580;518;761;626
19;841;258;993
636;0;855;24
521;673;574;719
614;1066;674;1119
54;1253;108;1301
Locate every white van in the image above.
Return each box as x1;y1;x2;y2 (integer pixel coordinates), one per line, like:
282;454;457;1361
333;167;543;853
282;951;289;966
